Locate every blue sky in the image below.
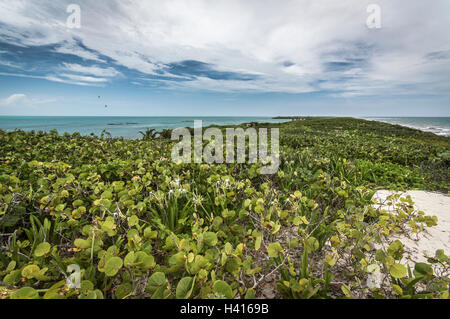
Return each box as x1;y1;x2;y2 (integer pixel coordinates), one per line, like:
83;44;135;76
0;0;449;116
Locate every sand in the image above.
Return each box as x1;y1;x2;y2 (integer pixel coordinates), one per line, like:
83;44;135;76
372;190;450;266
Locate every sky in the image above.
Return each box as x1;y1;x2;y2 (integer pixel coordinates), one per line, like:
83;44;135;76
0;0;449;117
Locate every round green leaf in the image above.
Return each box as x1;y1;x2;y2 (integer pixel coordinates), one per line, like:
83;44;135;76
34;242;51;257
414;263;433;277
22;264;40;279
104;257;123;277
43;290;65;300
435;249;448;262
392;284;403;295
124;251;136;267
80;280;94;292
387;240;404;260
148;272;166;287
94;289;104;299
79;291;98;299
245;288;256;299
176;276;194;299
10;287;39;299
213;280;233;299
135;252;155;270
115;283;132;299
128;215;139;227
3;270;21;285
267;242;283;258
74;238;91;249
6;261;16;272
390;263;407;279
203;232;218;247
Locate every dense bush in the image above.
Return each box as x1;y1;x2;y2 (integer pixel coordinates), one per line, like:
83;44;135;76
0;118;449;299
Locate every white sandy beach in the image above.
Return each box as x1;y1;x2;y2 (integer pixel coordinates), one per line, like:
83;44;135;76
373;190;450;266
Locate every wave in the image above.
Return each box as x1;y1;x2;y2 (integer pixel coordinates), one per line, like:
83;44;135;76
364;118;450;136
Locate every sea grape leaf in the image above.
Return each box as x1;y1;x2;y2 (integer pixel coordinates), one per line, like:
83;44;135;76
390;263;407;279
34;242;51;257
213;280;233;299
104;257;123;277
10;287;39;299
176;276;195;299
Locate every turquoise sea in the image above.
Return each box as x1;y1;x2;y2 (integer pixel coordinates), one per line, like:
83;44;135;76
0;116;288;139
0;116;449;139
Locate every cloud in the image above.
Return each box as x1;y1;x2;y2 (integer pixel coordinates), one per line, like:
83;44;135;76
58;73;108;83
0;60;23;69
0;71;105;87
0;0;449;96
2;93;27;105
44;75;105;86
61;63;120;77
425;50;450;61
54;40;104;62
0;93;56;107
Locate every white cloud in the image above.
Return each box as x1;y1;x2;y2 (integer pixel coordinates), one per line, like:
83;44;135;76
1;93;56;107
3;93;27;105
44;75;105;86
0;60;23;69
55;40;104;62
61;63;120;77
0;71;105;87
59;73;108;83
0;0;449;96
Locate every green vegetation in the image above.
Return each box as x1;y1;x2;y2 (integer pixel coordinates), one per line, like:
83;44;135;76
0;118;449;299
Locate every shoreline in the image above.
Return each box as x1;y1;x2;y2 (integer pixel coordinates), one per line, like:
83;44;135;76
0;116;289;139
1;116;449;139
271;116;450;137
361;117;450;137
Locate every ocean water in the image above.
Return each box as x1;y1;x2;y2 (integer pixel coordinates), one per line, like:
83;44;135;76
364;117;450;137
0;116;288;139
